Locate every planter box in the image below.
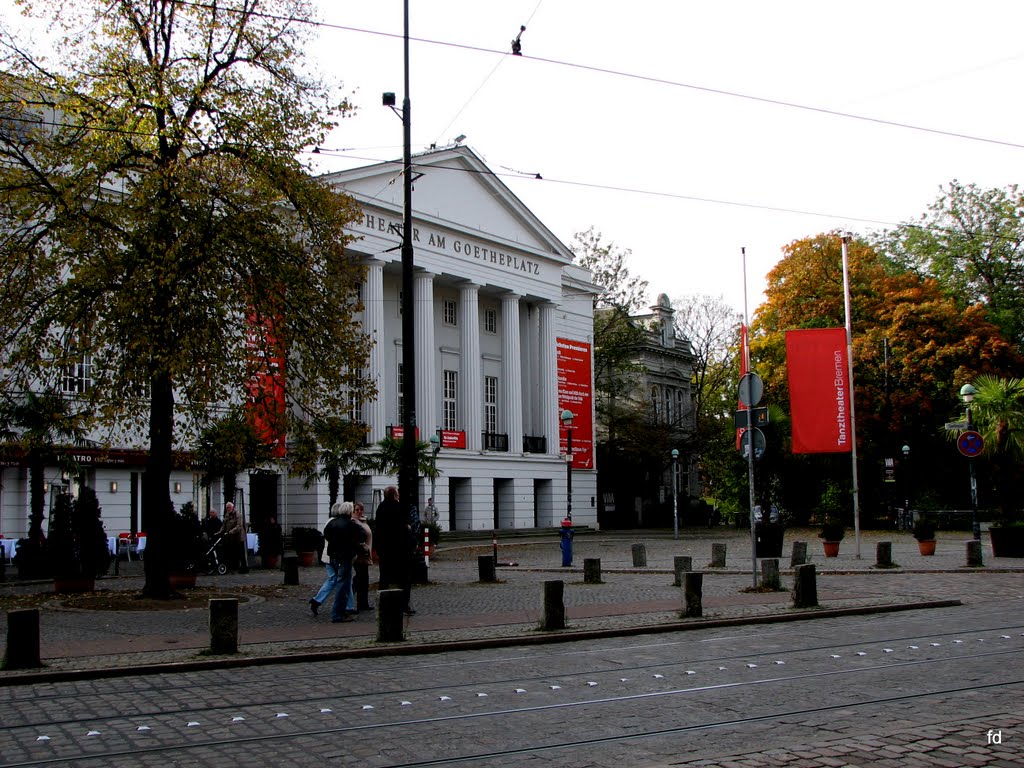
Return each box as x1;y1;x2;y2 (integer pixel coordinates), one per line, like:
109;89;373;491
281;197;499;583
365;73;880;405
990;527;1024;558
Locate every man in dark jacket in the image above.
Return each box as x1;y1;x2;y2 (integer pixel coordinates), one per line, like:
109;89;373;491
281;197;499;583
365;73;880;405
373;486;415;615
323;501;359;622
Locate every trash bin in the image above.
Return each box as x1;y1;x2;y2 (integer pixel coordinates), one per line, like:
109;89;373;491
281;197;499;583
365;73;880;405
754;522;785;558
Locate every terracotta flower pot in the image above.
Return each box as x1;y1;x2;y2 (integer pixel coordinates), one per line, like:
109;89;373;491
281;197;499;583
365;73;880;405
822;540;841;558
917;539;936;556
170;571;197;589
261;554;281;569
297;551;316;567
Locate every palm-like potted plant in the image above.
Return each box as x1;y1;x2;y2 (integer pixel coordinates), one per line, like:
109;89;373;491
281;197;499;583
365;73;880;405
819;521;845;557
817;481;846;557
911;516;937;556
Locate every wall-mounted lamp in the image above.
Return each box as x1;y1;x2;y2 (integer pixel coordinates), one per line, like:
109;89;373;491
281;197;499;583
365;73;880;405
173;481;182;494
110;481;118;493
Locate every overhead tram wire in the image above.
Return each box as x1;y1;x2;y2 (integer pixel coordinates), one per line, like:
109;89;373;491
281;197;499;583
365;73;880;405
170;0;1024;153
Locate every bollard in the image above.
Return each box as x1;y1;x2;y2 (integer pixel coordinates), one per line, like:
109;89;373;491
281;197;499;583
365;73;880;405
209;598;238;655
282;556;299;586
423;529;431;567
966;540;984;567
3;609;41;670
761;558;781;590
540;580;565;630
710;542;727;568
478;554;497;583
559;519;573;566
631;543;647;568
790;541;808;567
583;558;602;584
876;541;894;568
672;556;693;587
793;563;818;608
682;572;703;618
377;588;405;642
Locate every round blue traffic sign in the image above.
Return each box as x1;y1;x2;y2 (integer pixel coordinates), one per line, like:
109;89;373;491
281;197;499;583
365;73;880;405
957;430;984;458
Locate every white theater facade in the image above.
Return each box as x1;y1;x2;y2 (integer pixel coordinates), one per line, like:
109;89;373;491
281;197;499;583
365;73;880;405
326;147;600;531
0;147;599;541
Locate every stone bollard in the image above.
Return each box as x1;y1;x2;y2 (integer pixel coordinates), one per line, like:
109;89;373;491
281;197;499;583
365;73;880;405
377;589;405;642
3;609;41;670
682;572;703;618
631;543;647;568
282;556;299;586
966;540;984;567
710;542;727;568
209;598;238;655
540;580;566;630
790;541;808;567
876;541;894;568
583;558;602;584
761;558;781;590
793;563;818;608
672;556;693;587
478;554;497;583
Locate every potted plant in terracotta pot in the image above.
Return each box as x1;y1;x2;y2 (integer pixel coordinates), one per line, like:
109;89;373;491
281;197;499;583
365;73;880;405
256;516;283;569
819;521;845;557
912;516;937;556
291;526;323;567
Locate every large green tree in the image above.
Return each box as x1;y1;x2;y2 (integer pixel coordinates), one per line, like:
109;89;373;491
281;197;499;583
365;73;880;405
0;0;371;596
881;181;1024;352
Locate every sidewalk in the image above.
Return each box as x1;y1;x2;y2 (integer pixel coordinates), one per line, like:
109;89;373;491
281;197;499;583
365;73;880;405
2;527;1021;683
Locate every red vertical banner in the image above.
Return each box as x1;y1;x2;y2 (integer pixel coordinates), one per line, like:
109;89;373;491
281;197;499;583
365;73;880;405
246;310;287;458
785;328;852;454
556;338;594;469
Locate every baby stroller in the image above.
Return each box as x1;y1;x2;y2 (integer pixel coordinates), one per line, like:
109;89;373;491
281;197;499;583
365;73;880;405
202;532;230;575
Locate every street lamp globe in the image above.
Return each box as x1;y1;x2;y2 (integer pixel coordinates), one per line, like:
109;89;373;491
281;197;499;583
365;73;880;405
429;432;440;453
560;409;574;426
960;383;977;403
902;444;910;457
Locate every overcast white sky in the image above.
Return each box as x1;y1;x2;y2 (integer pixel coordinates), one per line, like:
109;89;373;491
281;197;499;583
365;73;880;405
7;1;1021;314
303;1;1024;315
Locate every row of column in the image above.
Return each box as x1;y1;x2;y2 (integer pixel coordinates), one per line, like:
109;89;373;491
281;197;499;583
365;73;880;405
361;261;560;455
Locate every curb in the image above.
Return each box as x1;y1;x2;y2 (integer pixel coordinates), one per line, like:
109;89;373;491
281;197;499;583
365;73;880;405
0;598;961;687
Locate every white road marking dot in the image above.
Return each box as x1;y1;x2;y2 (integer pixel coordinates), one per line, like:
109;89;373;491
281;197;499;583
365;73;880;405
477;693;488;697
87;731;101;736
515;688;527;693
400;701;412;706
36;736;50;742
587;682;598;686
276;713;289;718
856;652;867;656
362;705;374;710
320;709;333;714
438;696;452;702
136;726;151;732
232;717;245;722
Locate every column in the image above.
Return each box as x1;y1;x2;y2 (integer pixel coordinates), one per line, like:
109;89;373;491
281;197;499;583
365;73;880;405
502;293;524;454
414;272;436;441
539;301;559;456
364;261;386;443
460;282;482;451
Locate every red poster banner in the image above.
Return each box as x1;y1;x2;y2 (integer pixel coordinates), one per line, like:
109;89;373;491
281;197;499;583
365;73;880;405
785;328;852;454
556;338;594;469
245;310;287;458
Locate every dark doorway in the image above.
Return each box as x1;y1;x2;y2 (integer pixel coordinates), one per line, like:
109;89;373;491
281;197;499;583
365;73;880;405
248;473;278;531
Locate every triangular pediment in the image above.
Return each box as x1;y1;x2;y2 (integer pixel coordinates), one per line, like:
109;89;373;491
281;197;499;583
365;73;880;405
319;146;572;263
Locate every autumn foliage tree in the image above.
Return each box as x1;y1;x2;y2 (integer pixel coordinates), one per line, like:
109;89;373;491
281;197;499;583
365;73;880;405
752;231;1020;522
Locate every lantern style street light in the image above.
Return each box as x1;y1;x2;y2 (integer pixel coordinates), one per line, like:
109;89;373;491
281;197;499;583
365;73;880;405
671;448;680;540
960;383;981;541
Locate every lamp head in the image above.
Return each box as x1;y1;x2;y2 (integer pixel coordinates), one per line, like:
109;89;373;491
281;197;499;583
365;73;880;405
429;433;440;452
382;92;396;107
671;448;679;458
560;409;574;426
902;444;910;456
960;383;977;403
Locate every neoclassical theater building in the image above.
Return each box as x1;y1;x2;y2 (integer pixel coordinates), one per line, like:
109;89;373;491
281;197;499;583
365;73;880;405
0;146;600;542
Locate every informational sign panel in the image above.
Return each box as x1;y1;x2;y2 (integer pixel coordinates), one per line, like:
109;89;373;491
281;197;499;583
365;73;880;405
785;328;852;454
556;337;594;469
246;311;287;458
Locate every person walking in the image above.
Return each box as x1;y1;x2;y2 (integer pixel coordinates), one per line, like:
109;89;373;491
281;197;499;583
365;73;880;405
351;501;373;611
373;485;415;615
323;501;359;623
308;503;344;617
221;502;244;572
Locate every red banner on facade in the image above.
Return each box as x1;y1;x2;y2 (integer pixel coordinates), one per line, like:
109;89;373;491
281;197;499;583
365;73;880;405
557;338;594;469
245;310;287;458
785;328;852;454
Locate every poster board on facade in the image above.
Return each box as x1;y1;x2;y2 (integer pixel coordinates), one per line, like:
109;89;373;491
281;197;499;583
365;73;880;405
556;337;594;469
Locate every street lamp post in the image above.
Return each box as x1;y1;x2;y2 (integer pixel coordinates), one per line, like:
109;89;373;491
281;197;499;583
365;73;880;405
671;449;679;540
561;409;574;521
901;444;911;530
961;383;981;541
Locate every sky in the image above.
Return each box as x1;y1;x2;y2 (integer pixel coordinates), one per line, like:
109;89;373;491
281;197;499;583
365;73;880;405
6;1;1022;315
301;1;1024;315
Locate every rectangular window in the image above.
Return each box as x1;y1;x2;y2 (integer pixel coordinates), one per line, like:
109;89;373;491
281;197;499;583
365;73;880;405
484;376;498;433
443;369;458;431
61;352;92;395
349;368;363;423
443;299;457;326
483;308;497;334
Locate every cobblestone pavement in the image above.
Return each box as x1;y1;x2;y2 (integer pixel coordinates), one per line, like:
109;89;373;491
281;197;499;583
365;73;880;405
2;527;1021;681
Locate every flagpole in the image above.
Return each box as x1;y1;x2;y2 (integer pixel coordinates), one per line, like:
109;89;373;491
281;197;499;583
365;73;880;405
840;234;862;559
